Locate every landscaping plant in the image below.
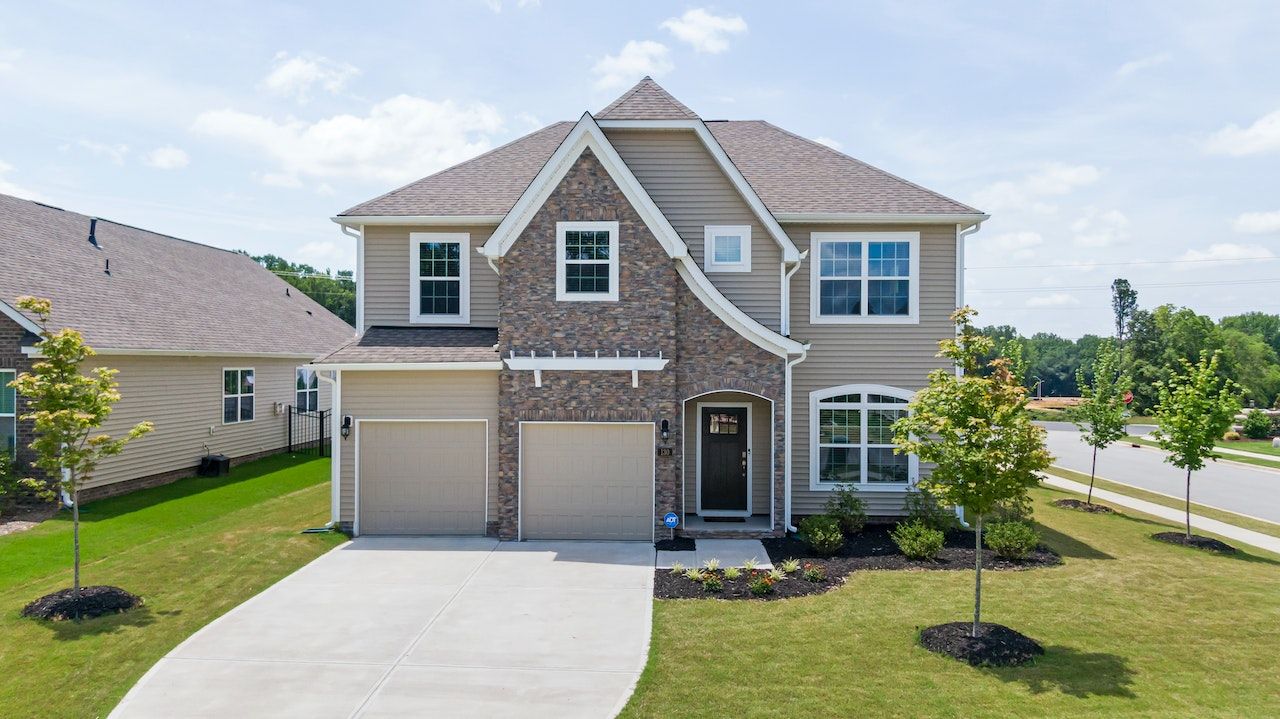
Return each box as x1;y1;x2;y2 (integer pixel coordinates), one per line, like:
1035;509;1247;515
701;574;723;592
1152;351;1241;540
779;558;801;574
890;519;944;560
801;562;827;582
723;566;741;580
904;485;955;531
893;307;1052;640
1241;409;1272;440
824;484;867;535
798;515;844;556
747;572;775;596
984;521;1040;560
9;297;153;620
1070;340;1131;504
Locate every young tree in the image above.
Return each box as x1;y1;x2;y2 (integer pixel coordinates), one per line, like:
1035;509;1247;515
894;307;1052;638
1151;351;1241;539
8;297;153;617
1111;278;1138;343
1071;340;1132;504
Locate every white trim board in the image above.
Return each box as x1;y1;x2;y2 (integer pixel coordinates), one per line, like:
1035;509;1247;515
409;232;471;324
776;212;988;226
309;362;502;371
808;383;919;492
694;401;753;518
334;215;505;227
0;300;42;335
555;221;619;302
809;231;921;325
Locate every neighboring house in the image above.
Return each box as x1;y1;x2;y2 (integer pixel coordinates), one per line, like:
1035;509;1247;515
0;193;355;501
316;78;986;540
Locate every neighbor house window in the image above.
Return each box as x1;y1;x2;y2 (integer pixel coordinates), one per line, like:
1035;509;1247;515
704;225;751;273
810;385;916;489
296;367;318;411
223;368;254;424
0;370;15;454
556;221;619;301
810;232;919;323
410;232;470;323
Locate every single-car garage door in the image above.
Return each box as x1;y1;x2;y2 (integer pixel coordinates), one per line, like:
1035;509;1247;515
521;422;654;541
359;421;486;535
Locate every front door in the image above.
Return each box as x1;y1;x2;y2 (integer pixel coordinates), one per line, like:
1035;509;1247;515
700;406;748;514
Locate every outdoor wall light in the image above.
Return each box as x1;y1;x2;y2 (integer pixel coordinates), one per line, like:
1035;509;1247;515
341;415;353;439
660;419;670;441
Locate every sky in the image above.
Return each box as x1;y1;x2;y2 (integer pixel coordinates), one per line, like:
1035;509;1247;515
2;0;1279;339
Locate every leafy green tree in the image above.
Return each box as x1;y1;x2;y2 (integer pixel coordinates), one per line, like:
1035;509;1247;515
894;307;1053;638
247;253;356;326
1219;328;1280;408
1220;311;1280;356
1111;278;1138;343
1151;351;1241;539
8;297;153;617
1070;340;1131;504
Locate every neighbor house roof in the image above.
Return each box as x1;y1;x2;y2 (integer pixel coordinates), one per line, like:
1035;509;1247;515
338;79;982;220
0;192;355;356
314;327;499;365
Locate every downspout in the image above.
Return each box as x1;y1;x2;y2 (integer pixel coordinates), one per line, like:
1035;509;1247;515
780;250;808;336
318;370;341;528
784;347;809;532
478;247;500;276
951;221;983;527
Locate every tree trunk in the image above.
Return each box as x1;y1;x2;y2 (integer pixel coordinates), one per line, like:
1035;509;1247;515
1087;445;1098;504
972;513;984;638
72;487;81;622
1185;468;1192;540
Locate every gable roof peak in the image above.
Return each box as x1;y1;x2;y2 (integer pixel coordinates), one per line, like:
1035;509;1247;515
596;77;699;121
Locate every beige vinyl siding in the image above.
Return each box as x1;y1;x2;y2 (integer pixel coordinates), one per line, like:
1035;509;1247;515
337;370;499;525
683;392;772;516
606;128;782;331
787;224;957;517
91;356;331;489
362;225;499;330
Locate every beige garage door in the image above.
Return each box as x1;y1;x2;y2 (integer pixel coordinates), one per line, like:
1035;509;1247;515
359;421;486;535
521;423;654;541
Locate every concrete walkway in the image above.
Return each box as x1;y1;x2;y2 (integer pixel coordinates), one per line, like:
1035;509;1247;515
1042;474;1280;556
111;538;654;719
655;539;772;570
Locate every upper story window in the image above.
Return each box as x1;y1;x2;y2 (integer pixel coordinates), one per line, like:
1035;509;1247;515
223;368;254;424
810;232;919;324
810;385;916;490
0;369;15;453
556;221;619;302
296;367;319;411
411;232;470;324
704;225;752;273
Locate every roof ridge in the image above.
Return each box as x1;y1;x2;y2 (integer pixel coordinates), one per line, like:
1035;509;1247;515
750;121;982;214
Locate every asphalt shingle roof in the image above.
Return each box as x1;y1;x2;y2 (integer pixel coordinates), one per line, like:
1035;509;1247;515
0;193;356;356
596;77;700;120
315;327;499;364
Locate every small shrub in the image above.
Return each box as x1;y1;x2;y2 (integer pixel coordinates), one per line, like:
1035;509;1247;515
891;519;944;560
984;521;1040;560
723;566;741;580
747;572;776;596
798;515;845;556
779;558;801;574
1223;430;1242;441
669;561;685;575
683;568;705;582
701;574;723;592
994;493;1034;523
742;557;759;572
768;568;786;582
905;487;956;531
702;558;721;572
802;562;827;582
824;484;868;535
1242;410;1273;439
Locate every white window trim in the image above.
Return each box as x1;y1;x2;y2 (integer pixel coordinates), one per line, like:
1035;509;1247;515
703;225;752;273
222;367;255;425
809;232;920;325
808;383;918;491
410;232;471;324
0;369;15;453
556;221;619;302
296;367;319;412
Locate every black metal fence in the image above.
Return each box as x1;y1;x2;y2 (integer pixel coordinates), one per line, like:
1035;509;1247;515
288;406;330;457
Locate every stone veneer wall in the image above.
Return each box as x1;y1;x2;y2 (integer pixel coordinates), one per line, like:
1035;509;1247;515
0;314;39;481
496;147;784;539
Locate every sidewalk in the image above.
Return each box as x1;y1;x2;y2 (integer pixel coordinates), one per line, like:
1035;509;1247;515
1214;444;1280;463
1041;474;1280;556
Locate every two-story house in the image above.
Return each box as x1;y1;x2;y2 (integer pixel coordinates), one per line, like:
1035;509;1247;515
315;78;986;541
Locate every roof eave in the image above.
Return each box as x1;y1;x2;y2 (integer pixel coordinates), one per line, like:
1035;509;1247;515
333;215;506;228
774;213;989;228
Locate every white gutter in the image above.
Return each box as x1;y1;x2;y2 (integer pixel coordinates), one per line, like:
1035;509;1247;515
784;347;810;532
780;249;808;336
775;212;989;225
353;225;365;331
318;370;340;526
308;361;503;371
333;215;504;227
954;219;984;376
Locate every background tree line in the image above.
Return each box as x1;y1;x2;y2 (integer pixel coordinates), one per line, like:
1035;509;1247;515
242;253;356;327
980;279;1280;411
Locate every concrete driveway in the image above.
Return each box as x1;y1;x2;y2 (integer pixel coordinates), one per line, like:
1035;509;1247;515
111;537;654;719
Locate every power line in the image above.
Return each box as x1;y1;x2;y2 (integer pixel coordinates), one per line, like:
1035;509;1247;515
269;269;356;281
968;277;1280;294
967;255;1279;270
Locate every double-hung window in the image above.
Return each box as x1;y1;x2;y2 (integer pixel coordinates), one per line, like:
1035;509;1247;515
811;232;919;323
810;385;916;489
703;225;751;273
411;232;470;323
0;370;15;454
296;367;319;411
556;221;619;302
223;368;254;424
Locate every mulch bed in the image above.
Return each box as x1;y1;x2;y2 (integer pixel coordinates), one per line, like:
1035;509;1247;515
654;537;695;552
653;527;1060;601
919;622;1044;666
1152;531;1236;554
21;586;143;621
1052;498;1116;514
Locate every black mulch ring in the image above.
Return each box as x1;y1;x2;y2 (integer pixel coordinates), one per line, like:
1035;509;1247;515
654;537;695;552
919;622;1044;666
21;586;143;621
1052;498;1116;514
1152;531;1236;553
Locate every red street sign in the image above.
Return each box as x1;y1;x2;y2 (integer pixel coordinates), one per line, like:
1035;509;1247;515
1123;391;1134;405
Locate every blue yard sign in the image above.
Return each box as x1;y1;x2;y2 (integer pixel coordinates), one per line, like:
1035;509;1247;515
663;512;679;528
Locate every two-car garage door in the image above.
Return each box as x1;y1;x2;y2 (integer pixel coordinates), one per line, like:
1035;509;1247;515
359;421;487;535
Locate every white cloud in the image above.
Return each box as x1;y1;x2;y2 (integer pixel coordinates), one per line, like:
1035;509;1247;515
257;171;304;188
592;41;674;90
1026;293;1081;308
1071;208;1129;247
1116;52;1172;77
77;138;129;165
192;95;504;186
294;240;354;271
143;145;189;170
972;163;1101;214
0;160;47;202
1206;108;1280;156
982;231;1045;259
812;136;843;151
1176;242;1276;267
262;51;359;103
1232;210;1280;234
661;8;748;54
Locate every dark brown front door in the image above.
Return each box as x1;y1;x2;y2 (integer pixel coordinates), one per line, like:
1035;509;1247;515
700;407;748;513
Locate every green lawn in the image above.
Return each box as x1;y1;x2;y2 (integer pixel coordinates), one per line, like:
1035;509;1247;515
623;487;1280;718
0;454;344;719
1221;439;1280;458
1124;435;1280;472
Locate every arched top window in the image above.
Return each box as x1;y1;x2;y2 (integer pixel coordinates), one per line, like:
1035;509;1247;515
809;384;917;490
